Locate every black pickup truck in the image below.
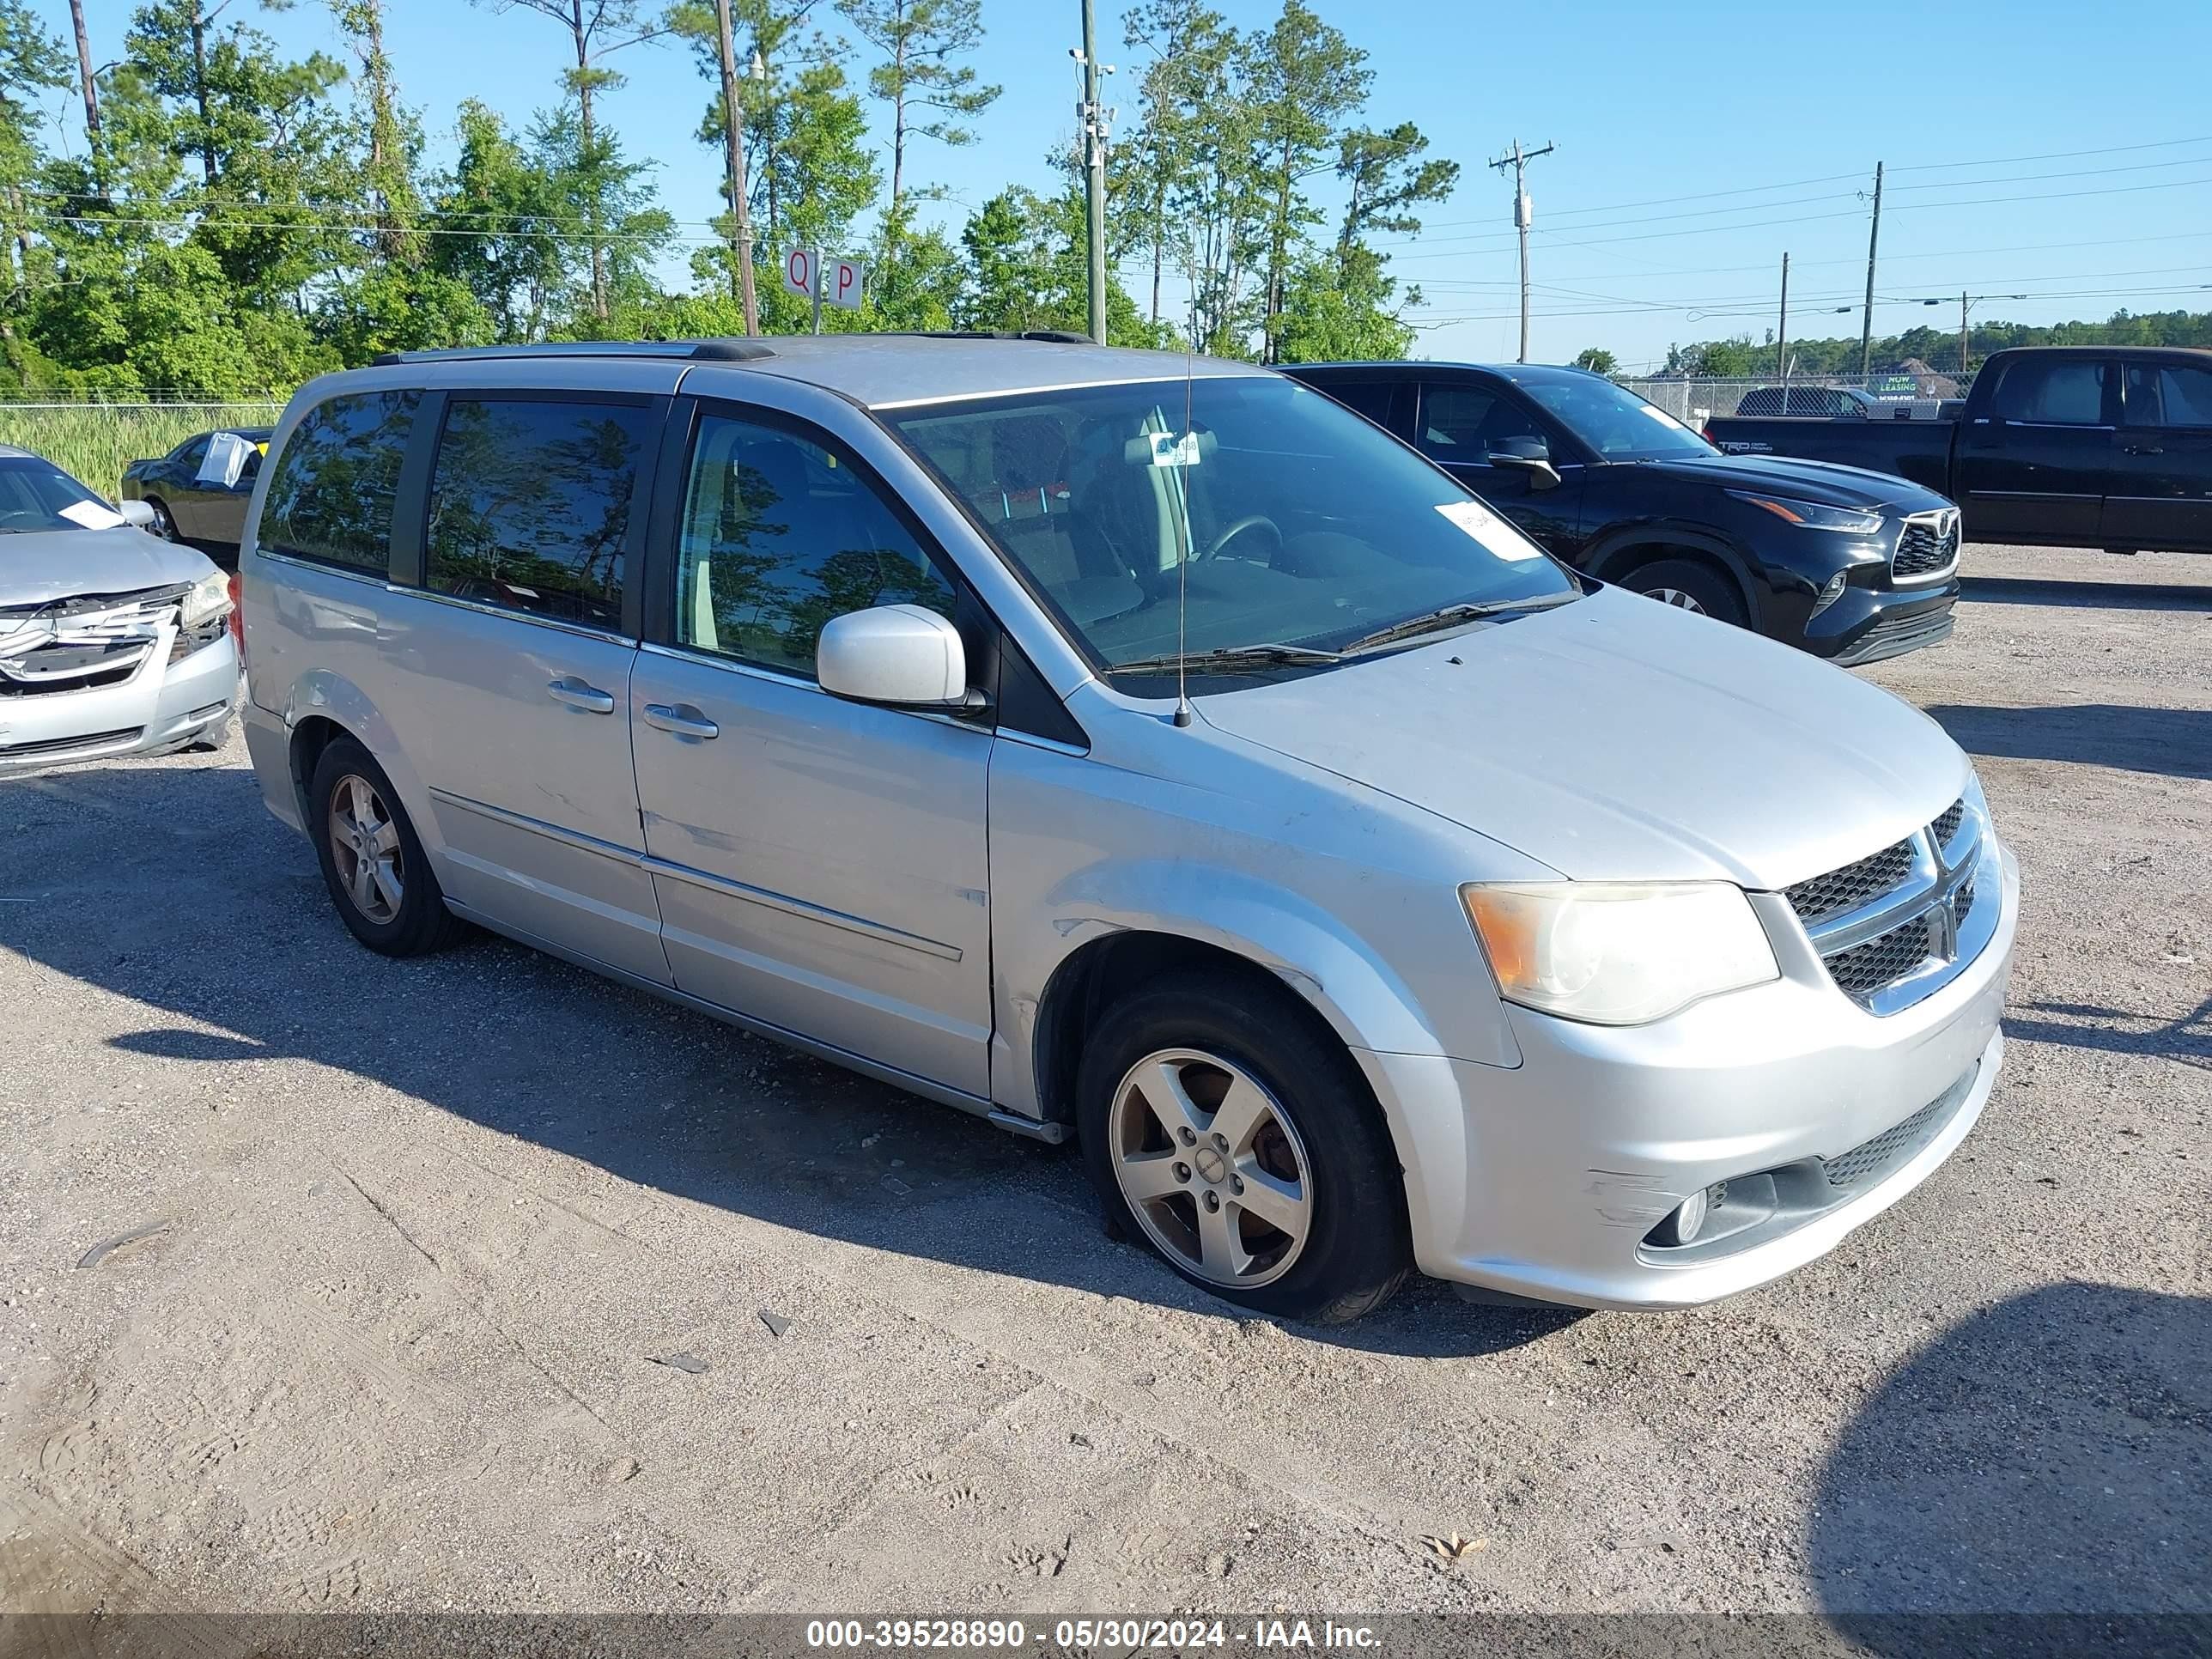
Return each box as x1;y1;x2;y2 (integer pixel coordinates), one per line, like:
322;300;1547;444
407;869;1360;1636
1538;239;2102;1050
1704;346;2212;554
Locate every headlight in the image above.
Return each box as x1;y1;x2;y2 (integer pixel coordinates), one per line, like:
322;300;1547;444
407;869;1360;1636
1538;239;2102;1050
180;569;232;627
1462;881;1779;1025
1726;490;1883;536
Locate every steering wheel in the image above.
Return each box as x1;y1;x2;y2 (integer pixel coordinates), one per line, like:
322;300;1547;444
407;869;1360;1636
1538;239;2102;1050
1198;514;1282;563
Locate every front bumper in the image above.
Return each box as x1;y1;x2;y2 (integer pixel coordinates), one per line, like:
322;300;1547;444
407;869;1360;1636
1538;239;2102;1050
0;630;238;773
1355;838;2019;1310
1808;577;1960;665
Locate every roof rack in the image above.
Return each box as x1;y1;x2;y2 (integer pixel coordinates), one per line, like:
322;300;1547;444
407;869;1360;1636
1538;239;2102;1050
368;338;776;368
879;330;1095;344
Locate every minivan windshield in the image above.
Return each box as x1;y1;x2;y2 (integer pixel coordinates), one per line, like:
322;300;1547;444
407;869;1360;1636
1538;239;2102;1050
884;374;1577;677
1516;374;1717;462
0;458;121;534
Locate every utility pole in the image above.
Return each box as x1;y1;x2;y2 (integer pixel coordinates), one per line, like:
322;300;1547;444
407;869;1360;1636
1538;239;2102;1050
1490;137;1556;363
1858;161;1883;378
68;0;99;149
712;0;757;334
1075;3;1111;346
1777;252;1790;392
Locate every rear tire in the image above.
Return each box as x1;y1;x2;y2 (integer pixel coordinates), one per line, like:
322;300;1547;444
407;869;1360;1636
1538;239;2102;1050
1626;557;1747;627
308;737;465;957
1077;969;1410;1324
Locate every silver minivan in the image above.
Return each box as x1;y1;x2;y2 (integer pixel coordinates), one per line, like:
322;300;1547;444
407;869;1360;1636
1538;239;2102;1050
237;337;2016;1322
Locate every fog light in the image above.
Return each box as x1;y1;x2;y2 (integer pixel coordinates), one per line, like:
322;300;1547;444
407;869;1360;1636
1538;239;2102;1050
1810;570;1850;616
1652;1182;1724;1248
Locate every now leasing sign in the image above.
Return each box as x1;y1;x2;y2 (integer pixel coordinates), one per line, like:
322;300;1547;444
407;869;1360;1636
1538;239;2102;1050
781;248;865;311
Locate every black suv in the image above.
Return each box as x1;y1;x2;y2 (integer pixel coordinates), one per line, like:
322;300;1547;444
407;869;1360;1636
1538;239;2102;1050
1285;362;1961;665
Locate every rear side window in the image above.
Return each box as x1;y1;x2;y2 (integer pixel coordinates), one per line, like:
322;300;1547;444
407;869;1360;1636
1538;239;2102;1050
425;398;654;631
1312;379;1405;434
1989;359;2109;425
258;391;420;574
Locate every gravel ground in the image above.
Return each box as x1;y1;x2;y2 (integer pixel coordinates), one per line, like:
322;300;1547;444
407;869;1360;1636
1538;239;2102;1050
0;543;2206;1628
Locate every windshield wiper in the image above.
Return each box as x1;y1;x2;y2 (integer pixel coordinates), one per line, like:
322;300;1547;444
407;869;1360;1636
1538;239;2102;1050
1342;592;1578;656
1110;641;1343;675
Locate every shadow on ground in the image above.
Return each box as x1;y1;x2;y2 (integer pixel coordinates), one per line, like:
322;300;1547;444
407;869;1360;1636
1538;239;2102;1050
2002;997;2212;1072
1960;575;2212;612
1813;1282;2211;1647
2;757;1581;1358
1924;703;2212;781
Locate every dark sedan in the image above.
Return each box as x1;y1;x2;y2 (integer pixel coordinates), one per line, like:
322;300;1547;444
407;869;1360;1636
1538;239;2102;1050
120;426;273;562
1285;362;1961;665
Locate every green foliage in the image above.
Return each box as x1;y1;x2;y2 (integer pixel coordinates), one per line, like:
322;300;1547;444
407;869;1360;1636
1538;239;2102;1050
1573;347;1619;375
837;0;999;215
1273;244;1412;363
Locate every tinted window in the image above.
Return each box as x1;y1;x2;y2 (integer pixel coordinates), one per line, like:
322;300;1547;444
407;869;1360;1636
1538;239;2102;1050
426;398;653;629
1990;359;2108;425
1418;386;1545;460
1312;379;1403;433
2123;362;2212;428
173;434;210;471
259;391;420;574
885;376;1574;677
676;411;955;677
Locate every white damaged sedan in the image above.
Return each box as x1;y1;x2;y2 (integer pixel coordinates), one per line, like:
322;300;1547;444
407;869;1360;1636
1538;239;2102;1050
0;445;239;773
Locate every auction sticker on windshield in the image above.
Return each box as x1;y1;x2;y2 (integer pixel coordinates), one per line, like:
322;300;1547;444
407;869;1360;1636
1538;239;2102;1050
1436;498;1542;561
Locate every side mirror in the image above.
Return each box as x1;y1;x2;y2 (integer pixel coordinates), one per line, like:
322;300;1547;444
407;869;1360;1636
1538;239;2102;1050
817;605;979;709
1485;435;1562;491
117;500;156;531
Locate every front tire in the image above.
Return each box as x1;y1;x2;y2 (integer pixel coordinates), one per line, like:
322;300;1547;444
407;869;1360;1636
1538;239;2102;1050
144;498;179;541
308;738;465;957
1626;557;1747;627
1078;970;1410;1323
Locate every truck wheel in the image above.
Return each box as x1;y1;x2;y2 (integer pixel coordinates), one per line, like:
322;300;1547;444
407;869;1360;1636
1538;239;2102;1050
308;738;466;957
1627;558;1747;627
1077;969;1410;1324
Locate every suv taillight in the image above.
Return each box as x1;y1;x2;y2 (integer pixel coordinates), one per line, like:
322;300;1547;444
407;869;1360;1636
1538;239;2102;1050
228;571;246;663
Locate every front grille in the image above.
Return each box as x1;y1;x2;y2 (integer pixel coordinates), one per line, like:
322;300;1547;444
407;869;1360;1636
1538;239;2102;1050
1893;514;1961;580
1824;914;1937;998
1787;793;1982;1012
0;725;143;760
1787;839;1915;926
1824;1089;1957;1188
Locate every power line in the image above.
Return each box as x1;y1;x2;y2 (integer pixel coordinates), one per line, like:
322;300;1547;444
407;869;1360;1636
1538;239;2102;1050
1890;133;2212;173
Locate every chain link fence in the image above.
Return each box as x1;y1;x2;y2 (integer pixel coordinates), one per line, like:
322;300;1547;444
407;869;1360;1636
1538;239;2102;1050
1622;370;1979;425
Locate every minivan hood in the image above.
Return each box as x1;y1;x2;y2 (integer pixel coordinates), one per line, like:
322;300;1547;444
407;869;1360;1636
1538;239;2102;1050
0;526;216;610
1198;586;1967;890
1637;451;1942;510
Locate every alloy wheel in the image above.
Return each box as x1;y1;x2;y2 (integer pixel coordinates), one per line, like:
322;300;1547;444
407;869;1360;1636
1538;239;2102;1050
1108;1048;1314;1290
1646;586;1707;614
149;501;178;541
328;774;404;924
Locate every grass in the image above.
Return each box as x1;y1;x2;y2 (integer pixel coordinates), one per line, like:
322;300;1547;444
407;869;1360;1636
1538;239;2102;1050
0;401;289;498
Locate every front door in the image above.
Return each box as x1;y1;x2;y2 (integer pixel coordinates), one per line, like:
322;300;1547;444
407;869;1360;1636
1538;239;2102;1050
1954;355;2115;544
1413;380;1587;559
380;390;672;984
629;400;994;1098
2102;359;2212;553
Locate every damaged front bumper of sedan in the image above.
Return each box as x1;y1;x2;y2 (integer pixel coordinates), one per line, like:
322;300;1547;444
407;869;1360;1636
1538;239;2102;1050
0;583;239;771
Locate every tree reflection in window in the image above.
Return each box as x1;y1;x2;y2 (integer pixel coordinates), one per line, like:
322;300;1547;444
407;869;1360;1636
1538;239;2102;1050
678;416;955;678
427;398;653;628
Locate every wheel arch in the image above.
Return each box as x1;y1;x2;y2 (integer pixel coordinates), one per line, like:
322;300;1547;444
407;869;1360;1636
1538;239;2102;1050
274;670;442;869
1583;526;1762;623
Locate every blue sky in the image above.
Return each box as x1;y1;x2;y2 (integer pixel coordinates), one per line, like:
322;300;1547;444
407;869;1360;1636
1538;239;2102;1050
41;0;2212;368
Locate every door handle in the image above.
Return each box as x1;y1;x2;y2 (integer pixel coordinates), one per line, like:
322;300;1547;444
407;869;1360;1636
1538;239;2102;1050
546;676;616;714
2124;444;2166;455
642;702;720;739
